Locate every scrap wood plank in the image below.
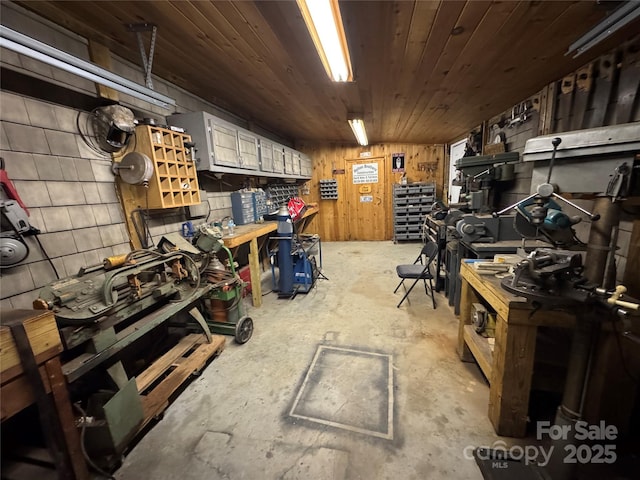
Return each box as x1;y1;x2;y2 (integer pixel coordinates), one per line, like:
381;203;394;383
1;310;63;384
139;335;225;425
135;334;205;393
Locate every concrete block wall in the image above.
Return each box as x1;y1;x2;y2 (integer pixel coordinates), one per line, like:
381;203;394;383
0;91;130;309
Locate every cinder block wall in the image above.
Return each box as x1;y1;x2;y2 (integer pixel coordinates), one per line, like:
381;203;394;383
0;92;131;309
0;2;238;308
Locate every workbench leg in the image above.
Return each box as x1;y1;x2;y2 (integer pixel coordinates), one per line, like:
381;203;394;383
488;316;536;437
249;237;262;307
457;277;478;362
44;358;90;480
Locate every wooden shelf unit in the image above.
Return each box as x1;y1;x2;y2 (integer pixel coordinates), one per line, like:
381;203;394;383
125;125;201;209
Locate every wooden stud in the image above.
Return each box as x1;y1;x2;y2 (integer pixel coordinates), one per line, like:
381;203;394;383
1;310;63;384
87;40;119;102
488;315;537;437
44;358;90;480
249;237;262;307
457;270;478;362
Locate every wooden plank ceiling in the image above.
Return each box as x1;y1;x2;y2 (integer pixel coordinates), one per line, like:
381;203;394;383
16;1;640;144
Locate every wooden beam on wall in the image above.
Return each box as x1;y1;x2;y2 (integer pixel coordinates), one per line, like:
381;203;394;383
88;39;119;102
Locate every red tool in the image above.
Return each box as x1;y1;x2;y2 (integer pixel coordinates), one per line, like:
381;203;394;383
0;157;29;214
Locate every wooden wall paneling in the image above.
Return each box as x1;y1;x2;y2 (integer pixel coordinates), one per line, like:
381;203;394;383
429;2;601;142
342;2;397;139
375;1;426;140
614;38;640;125
201;0;342;135
36;1;235;113
154;1;298;121
258;1;353;140
398;0;491;140
392;0;467;140
298;143;443;241
231;1;348;137
350;0;439;142
419;1;554;139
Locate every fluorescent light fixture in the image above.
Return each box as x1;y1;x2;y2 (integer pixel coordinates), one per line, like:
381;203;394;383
566;1;640;58
296;0;353;82
348;118;368;146
0;25;175;108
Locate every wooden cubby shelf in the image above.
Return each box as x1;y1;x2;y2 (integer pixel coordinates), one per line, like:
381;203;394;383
120;125;201;210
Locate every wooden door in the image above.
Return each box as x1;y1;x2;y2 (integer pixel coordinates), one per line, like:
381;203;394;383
345;157;387;240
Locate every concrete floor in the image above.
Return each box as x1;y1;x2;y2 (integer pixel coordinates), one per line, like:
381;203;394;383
115;241;506;479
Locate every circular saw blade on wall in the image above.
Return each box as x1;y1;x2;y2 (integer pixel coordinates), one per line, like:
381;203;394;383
0;235;29;268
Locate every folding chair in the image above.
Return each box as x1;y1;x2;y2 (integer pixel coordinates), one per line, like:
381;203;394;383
393;241;438;308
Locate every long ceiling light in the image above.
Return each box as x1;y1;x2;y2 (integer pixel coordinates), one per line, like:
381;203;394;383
348;118;368;146
0;25;175;108
566;1;640;58
296;0;353;82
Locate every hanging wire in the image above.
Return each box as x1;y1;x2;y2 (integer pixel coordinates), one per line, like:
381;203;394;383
72;403;116;480
33;233;60;279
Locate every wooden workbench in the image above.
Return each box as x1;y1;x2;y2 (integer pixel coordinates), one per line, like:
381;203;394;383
457;261;575;437
221;205;319;307
1;310;89;479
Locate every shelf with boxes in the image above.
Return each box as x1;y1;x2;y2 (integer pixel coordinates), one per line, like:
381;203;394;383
231;190;268;225
266;183;300;208
393;182;435;242
319;179;338;200
116;125;201;209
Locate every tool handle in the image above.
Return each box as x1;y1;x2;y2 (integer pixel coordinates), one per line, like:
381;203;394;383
608;299;640;310
606;285;640;310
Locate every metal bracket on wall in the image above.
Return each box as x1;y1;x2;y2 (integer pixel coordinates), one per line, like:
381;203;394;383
127;23;158;90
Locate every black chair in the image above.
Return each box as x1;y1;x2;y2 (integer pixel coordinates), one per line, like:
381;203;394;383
393;241;438;308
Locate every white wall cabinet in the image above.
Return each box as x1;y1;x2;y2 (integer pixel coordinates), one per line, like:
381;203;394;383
271;143;285;174
259;138;274;172
209;118;239;168
237;130;259;170
168;111;311;179
300;154;312;177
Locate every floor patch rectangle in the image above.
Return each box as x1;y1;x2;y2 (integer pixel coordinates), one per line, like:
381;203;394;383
289;345;394;440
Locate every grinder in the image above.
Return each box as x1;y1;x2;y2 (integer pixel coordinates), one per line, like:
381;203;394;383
0;157;36;267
